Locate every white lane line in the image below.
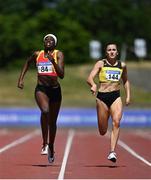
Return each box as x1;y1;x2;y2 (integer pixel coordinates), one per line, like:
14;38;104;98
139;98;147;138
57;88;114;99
118;139;151;167
135;130;151;140
58;129;75;180
0;129;40;154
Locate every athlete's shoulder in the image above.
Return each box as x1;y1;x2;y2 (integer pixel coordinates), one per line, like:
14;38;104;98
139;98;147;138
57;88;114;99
33;50;41;57
27;50;39;60
57;50;63;54
97;59;105;64
56;50;64;60
121;61;127;68
55;49;63;54
92;59;104;70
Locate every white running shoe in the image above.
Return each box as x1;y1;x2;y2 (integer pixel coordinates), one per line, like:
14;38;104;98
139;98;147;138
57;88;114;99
41;144;48;155
108;152;117;163
48;147;55;163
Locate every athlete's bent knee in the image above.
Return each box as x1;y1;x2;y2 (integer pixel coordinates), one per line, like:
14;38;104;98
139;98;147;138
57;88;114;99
99;129;107;136
113;120;120;128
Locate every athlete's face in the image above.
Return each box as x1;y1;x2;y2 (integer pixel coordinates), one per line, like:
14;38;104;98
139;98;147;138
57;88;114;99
44;36;55;50
106;44;118;60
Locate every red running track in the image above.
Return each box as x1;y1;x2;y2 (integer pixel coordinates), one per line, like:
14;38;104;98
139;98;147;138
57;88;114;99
0;127;151;179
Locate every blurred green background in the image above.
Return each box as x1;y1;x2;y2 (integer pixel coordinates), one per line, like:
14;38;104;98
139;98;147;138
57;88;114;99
0;0;151;108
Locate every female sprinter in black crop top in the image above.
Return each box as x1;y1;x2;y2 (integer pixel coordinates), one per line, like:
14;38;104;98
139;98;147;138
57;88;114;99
87;43;130;163
18;34;64;163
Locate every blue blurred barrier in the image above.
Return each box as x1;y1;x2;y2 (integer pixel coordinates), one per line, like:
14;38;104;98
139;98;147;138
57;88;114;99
0;107;151;127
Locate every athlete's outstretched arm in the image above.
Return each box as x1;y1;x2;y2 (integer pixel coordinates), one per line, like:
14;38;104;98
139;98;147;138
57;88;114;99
121;62;131;106
17;51;38;89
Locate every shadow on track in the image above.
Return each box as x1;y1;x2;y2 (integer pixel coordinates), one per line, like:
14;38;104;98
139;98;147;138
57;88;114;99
85;164;126;168
16;163;60;167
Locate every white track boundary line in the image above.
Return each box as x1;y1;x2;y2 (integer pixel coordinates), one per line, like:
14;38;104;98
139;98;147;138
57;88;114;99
58;129;75;180
0;129;40;154
118;139;151;167
135;130;151;140
106;131;151;167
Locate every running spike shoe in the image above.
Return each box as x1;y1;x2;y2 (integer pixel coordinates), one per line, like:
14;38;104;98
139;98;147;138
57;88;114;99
107;151;117;163
48;146;55;163
41;144;48;155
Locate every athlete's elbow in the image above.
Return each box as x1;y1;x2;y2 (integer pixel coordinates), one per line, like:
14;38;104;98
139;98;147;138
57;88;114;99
86;77;91;85
123;80;130;87
123;79;127;85
59;73;64;79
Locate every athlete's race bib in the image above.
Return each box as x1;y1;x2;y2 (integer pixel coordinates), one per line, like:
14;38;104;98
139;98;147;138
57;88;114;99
105;70;121;81
37;62;53;73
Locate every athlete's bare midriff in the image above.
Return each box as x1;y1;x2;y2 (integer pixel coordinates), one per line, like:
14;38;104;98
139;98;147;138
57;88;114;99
37;75;59;87
98;82;120;92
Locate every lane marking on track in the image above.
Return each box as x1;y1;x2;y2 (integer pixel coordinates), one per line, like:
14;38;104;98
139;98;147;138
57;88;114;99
134;130;151;140
58;129;75;180
118;139;151;167
0;129;40;154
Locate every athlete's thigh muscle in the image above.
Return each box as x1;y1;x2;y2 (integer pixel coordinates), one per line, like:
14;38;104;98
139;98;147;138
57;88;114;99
110;97;123;122
96;99;110;130
35;91;49;112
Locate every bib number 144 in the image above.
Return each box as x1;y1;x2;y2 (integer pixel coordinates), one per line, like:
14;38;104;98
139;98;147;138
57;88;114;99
106;70;121;81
